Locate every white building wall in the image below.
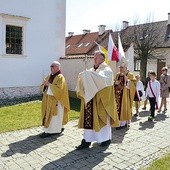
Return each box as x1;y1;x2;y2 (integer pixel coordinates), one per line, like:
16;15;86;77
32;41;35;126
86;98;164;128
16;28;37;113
147;59;157;74
60;56;118;92
125;43;134;73
0;0;66;88
61;47;170;93
60;57;93;92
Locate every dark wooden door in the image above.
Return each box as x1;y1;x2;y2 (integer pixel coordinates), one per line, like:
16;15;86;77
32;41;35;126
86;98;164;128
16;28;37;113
157;59;166;80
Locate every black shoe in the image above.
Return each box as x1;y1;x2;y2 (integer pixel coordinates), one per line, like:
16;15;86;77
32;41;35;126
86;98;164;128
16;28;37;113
134;113;139;117
39;132;52;138
148;116;154;121
75;139;91;150
61;128;64;133
116;126;123;130
50;128;65;136
142;107;146;110
124;124;130;128
100;140;111;147
163;109;167;113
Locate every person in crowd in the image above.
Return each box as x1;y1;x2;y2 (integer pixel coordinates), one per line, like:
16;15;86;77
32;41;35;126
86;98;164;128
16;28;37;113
114;57;136;129
76;50;119;149
146;71;160;121
158;67;170;113
40;61;70;138
134;74;145;116
142;71;151;110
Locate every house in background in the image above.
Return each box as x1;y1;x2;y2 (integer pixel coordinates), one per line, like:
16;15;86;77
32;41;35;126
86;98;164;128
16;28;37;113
61;13;170;93
121;14;170;79
60;25;137;92
60;25;113;93
0;0;66;100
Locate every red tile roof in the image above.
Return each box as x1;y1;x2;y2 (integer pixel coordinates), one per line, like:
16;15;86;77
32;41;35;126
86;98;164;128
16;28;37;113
65;20;170;57
65;30;112;55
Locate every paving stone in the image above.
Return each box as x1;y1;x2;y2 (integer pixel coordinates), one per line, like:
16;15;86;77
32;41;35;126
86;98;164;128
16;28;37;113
114;162;129;169
0;100;170;169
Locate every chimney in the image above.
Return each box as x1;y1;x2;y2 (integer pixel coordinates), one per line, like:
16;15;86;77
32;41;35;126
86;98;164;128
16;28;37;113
83;29;91;34
122;21;129;30
68;32;74;36
98;25;106;35
168;13;170;25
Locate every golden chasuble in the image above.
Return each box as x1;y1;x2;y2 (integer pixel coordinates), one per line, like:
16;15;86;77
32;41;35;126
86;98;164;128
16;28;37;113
114;72;136;121
78;86;120;132
114;75;125;119
76;62;119;132
41;74;70;128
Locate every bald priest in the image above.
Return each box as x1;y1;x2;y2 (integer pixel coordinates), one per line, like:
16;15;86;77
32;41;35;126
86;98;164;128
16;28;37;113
40;61;70;138
76;50;119;149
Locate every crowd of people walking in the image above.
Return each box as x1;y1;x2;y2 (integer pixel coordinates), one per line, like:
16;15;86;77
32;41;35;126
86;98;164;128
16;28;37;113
39;50;170;150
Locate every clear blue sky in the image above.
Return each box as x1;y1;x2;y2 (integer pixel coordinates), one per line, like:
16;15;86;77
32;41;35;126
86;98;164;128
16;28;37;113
66;0;170;35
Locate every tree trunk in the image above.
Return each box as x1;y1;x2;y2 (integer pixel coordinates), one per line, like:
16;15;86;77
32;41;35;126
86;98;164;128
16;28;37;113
140;55;147;85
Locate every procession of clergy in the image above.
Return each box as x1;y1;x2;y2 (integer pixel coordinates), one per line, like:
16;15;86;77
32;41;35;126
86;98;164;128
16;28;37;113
40;50;165;150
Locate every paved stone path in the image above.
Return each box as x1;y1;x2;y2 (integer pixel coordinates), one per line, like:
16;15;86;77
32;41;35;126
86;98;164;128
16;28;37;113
0;99;170;170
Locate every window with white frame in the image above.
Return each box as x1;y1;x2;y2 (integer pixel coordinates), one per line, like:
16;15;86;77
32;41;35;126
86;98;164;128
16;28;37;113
0;13;30;57
134;59;141;71
6;25;23;54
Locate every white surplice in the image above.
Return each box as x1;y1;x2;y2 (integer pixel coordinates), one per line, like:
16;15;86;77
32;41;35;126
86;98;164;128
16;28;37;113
43;86;64;134
76;62;113;105
83;117;111;143
76;62;113;143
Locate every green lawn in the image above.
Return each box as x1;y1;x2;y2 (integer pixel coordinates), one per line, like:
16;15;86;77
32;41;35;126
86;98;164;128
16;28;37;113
0;98;80;133
1;98;170;169
144;153;170;170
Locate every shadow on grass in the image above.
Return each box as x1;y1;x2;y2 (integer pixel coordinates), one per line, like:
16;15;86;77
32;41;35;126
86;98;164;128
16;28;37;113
0;95;42;108
69;97;81;112
1;134;62;157
0;96;80;111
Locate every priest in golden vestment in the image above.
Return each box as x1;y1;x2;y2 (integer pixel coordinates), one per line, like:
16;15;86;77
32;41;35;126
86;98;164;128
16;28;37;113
40;61;70;138
76;51;119;149
114;58;136;129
